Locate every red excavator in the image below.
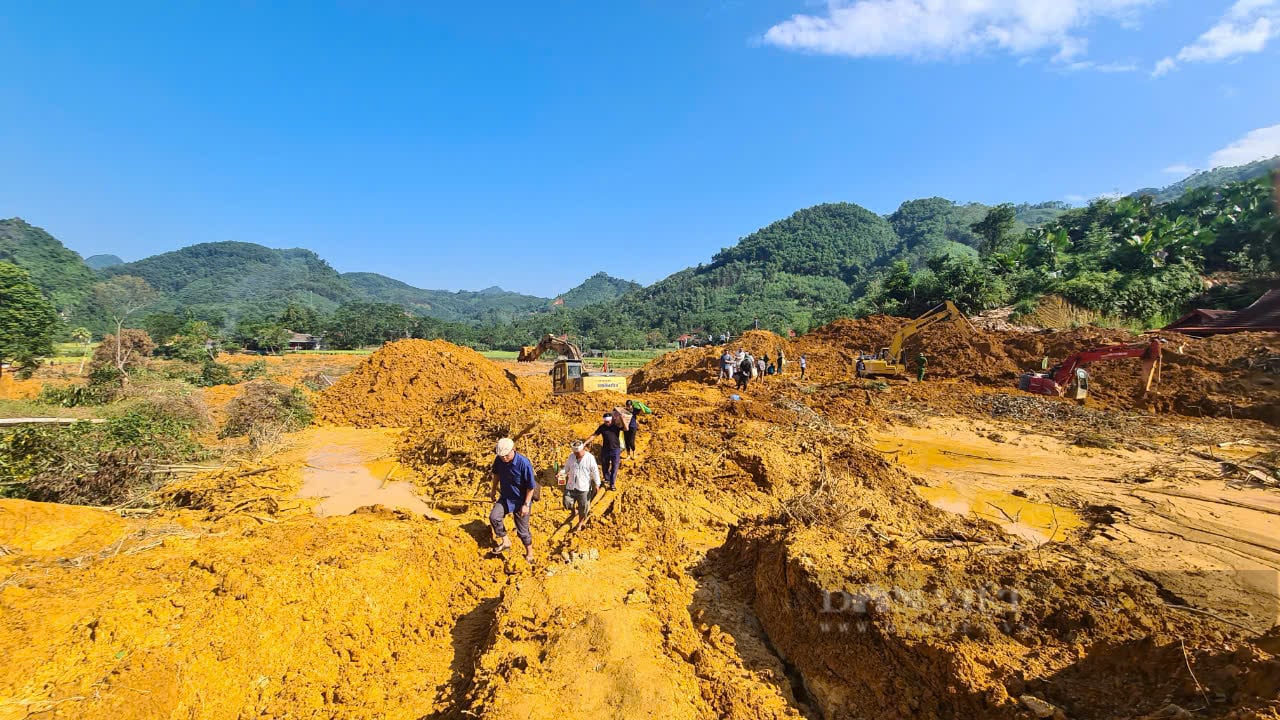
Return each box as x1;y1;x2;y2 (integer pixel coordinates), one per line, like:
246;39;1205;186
1018;338;1164;400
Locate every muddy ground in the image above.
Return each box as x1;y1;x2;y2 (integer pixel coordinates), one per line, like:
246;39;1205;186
1;332;1278;719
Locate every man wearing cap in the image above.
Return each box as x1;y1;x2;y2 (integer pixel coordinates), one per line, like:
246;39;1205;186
587;412;624;491
561;440;601;532
490;437;537;562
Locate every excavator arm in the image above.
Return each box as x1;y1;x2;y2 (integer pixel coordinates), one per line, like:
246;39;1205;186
518;334;583;362
885;301;966;363
1025;338;1163;398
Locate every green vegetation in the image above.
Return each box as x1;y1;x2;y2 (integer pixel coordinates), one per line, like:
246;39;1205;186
0;160;1274;353
0;403;207;505
1131;155;1277;203
343;272;548;322
0;218;99;313
555;272;641;308
102;241;355;324
0;261;60;375
220;380;313;452
860;174;1278;324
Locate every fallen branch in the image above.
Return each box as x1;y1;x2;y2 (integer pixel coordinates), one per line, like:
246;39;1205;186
1163;603;1255;632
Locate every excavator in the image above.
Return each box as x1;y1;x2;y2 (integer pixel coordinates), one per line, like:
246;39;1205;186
1018;338;1164;401
861;301;969;378
518;334;628;396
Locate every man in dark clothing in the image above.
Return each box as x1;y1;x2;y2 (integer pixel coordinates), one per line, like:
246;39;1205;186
489;437;537;562
737;355;753;391
588;412;623;490
623;409;640;460
856;357;866;378
916;353;928;382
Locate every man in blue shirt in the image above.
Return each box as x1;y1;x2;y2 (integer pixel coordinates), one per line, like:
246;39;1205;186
490;437;537;562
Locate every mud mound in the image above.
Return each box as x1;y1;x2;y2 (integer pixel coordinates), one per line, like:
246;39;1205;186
731;519;1280;719
792;315;905;380
316;339;521;427
0;498;505;719
630;330;791;392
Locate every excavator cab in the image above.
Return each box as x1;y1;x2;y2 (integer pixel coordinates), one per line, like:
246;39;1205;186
551;359;585;394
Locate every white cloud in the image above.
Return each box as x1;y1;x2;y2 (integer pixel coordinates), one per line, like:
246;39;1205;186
1163;163;1195;174
1065;60;1139;72
1154;0;1279;75
1209;123;1280;168
761;0;1156;63
1064;194;1087;203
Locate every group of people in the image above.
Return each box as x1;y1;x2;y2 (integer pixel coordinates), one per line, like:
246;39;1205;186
718;347;807;389
488;398;652;562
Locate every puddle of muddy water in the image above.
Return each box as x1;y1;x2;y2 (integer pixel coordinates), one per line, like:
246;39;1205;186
297;444;437;518
915;485;1082;544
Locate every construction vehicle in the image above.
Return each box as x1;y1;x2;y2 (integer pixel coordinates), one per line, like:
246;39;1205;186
518;334;628;395
861;301;968;378
1018;338;1164;401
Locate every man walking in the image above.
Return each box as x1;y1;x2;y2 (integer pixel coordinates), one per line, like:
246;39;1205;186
490;437;537;563
799;354;807;380
623;406;640;460
588;412;624;491
916;352;928;382
737;353;754;391
720;350;734;383
560;440;600;532
856;357;866;379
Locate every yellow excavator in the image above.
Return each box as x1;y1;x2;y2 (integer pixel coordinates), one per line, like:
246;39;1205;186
518;334;628;395
860;301;968;378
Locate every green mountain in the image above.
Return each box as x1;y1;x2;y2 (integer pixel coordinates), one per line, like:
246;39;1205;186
555;272;640;308
85;254;124;270
342;272;548;323
0;218;99;312
581;202;900;339
103;241;354;323
1132;156;1278;202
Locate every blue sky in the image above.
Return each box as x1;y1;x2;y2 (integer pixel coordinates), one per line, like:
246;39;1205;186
2;1;1278;295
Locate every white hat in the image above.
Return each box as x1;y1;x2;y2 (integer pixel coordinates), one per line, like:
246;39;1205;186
495;438;515;456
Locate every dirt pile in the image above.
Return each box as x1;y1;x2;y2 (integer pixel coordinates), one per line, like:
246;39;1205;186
792;313;1279;423
315;339;522;427
791;315;904;380
729;516;1280;719
630;330;791;392
0;498;505;720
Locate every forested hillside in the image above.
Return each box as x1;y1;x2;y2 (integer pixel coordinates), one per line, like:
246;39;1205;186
0;218;98;312
556;272;640;308
102;242;354;323
1131;156;1278;203
343;272;548;323
2;160;1275;352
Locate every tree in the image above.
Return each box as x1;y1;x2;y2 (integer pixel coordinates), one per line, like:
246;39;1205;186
89;329;155;375
93;275;160;380
169;320;218;363
970;204;1018;256
0;261;60;376
277;302;320;334
71;326;93;375
252;324;292;355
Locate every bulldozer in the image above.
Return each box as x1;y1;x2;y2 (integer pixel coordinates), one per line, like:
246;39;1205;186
861;301;969;378
517;334;628;396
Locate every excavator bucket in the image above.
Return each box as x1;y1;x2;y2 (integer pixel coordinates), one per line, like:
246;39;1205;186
517;345;539;362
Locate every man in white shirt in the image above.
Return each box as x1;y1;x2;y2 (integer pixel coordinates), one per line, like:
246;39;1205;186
560;439;601;532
